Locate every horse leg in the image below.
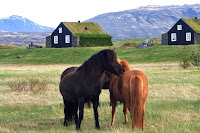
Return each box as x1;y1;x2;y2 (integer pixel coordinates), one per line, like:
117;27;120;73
76;98;85;130
92;98;100;129
142;100;147;130
63;99;68;127
123;103;128;123
74;104;78;125
111;99;117;126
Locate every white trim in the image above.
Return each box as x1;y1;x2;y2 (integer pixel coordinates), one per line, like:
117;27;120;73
59;28;62;33
177;25;182;30
171;33;177;42
186;32;191;41
54;36;58;44
65;35;70;43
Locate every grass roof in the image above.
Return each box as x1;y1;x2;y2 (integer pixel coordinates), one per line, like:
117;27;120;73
62;22;108;36
182;18;200;33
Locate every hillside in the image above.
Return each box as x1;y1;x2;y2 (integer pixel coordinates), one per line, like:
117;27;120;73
0;45;199;65
86;4;200;40
0;32;51;46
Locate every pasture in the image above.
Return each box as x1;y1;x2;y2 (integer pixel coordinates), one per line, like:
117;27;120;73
0;62;199;133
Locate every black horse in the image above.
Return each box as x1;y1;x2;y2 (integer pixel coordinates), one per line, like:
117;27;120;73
61;67;110;90
59;49;125;130
61;67;110;108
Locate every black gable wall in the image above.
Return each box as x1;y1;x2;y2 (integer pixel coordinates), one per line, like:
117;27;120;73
168;19;195;45
51;22;73;48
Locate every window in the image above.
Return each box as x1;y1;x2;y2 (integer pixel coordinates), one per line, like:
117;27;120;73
54;36;58;44
177;25;182;30
186;32;191;41
59;28;62;33
65;35;70;43
171;33;177;42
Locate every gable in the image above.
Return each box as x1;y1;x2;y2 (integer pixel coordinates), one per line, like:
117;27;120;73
182;18;200;33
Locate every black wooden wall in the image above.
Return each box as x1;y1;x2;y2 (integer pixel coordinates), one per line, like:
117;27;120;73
51;22;73;48
168;19;195;45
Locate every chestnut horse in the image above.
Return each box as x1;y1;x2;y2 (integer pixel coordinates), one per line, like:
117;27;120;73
108;60;148;130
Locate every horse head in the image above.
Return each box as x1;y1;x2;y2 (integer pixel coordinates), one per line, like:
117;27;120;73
102;49;125;77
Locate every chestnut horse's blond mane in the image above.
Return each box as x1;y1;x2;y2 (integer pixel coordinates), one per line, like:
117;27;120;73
120;60;131;71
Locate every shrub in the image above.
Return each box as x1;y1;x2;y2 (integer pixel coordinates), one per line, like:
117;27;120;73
8;78;48;92
179;58;191;69
76;33;113;47
190;48;200;67
8;78;27;91
179;46;191;69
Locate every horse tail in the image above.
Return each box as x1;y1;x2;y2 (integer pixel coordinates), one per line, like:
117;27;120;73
63;99;78;125
129;75;144;129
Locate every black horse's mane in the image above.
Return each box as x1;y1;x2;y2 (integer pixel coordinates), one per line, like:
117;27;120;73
77;49;116;73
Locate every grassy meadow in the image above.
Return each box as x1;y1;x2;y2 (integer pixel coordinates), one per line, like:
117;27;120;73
0;45;200;133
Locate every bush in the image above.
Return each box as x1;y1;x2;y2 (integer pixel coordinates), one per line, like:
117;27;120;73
8;78;48;92
76;33;113;47
179;46;191;69
179;58;191;69
190;48;200;67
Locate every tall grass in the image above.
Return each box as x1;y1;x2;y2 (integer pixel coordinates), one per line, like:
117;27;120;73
8;78;48;92
0;63;199;133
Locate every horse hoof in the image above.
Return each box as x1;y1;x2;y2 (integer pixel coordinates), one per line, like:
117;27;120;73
63;122;67;127
96;126;100;130
76;127;80;130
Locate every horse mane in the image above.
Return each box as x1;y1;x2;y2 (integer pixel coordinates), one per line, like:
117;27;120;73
120;60;131;71
77;49;116;73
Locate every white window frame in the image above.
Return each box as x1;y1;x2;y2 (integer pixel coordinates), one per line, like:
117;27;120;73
171;33;177;42
59;28;62;33
54;36;58;44
177;25;182;30
65;35;70;43
186;32;191;41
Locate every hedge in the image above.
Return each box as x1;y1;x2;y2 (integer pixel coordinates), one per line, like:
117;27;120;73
75;33;113;47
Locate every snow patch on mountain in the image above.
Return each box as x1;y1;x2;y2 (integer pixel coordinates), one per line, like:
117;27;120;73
0;15;54;32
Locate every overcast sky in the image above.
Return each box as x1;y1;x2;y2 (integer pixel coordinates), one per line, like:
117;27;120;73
1;0;200;28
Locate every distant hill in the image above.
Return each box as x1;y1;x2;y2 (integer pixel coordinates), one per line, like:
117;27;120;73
86;4;200;40
0;32;51;46
0;15;54;32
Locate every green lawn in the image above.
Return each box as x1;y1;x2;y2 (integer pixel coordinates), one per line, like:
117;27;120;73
0;45;199;65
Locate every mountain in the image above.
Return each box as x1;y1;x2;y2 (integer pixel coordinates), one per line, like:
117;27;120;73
0;15;54;32
86;4;200;40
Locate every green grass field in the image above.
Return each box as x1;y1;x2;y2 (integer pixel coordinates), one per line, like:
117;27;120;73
0;45;200;133
0;45;199;65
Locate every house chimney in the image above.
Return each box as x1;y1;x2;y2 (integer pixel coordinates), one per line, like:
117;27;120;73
85;27;88;30
78;20;80;23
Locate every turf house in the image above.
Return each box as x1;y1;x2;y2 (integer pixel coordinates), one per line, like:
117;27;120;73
161;18;200;45
46;22;112;48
